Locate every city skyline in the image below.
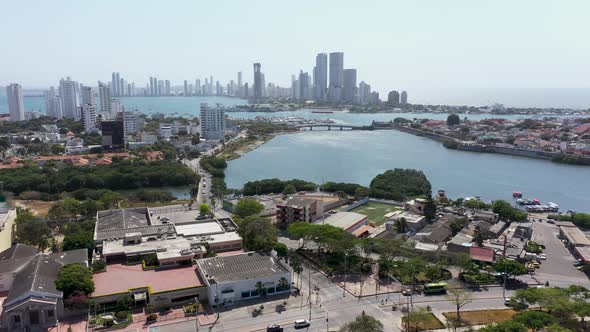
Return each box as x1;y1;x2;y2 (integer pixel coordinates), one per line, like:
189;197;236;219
1;0;589;95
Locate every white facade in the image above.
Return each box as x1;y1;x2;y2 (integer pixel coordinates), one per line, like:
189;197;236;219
98;82;112;113
81;104;98;133
59;77;79;119
44;87;63;119
329;52;344;103
200;103;225;140
123;111;142;135
5;84;25;122
80;85;96;106
359;81;371;105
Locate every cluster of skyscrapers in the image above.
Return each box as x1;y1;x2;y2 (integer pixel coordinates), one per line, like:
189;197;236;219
111;72;135;97
288;52;381;105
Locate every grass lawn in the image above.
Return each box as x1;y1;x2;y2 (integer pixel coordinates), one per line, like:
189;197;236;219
443;309;517;326
402;312;445;331
351;202;401;225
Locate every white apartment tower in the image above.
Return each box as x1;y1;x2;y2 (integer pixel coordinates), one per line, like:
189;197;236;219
80;85;96;106
59;77;80;119
98;81;112;114
44;87;63;119
199;103;225;140
81;104;98;133
6;84;25;122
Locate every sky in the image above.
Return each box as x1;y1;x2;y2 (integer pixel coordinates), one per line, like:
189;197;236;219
1;0;589;97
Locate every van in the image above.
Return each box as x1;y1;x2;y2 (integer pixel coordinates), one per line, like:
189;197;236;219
294;319;310;329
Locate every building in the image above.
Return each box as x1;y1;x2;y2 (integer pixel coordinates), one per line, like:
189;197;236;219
389;210;427;232
5;84;25;122
401;91;408;105
388;90;400;107
237;72;242;96
328;52;344;103
559;226;590;249
298;71;311;100
59;77;79;119
253;62;263;102
0;207;16;253
80;104;98;133
94;205;242;264
184;80;189;96
122;110;143;136
323;211;369;234
313;53;328;101
276;197;324;223
80;85;95;106
0;244;88;331
196;252;291;306
97;81;111;114
200;103;225;140
101;120;125;147
343;69;357;104
44;87;62;119
358;81;371;105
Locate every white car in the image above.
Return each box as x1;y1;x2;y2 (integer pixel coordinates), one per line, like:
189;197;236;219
294;319;310;329
538;254;547;260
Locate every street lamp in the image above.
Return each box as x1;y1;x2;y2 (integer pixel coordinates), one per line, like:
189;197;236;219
195;295;200;332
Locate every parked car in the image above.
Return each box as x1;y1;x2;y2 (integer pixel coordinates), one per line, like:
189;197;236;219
538;253;547;260
267;325;283;332
294;319;311;329
574;260;583;267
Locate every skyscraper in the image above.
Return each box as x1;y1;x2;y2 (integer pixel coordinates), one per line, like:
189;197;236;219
313;53;328;101
343;69;357;103
253;62;263;102
200;103;225;140
98;81;112;114
184;80;189;96
358;81;371;105
387;90;400;107
80;85;96;106
115;72;121;96
120;78;125;96
80;104;98;132
59;77;80;119
45;86;62;119
6;84;25;122
195;79;201;95
165;80;171;96
111;72;118;97
237;72;242;96
400;91;408;105
153;77;158;96
298;71;311;100
328;52;344;103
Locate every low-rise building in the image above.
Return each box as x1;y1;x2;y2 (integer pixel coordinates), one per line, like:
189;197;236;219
388;210;427;232
322;211;369;234
560;226;590;249
276;197;324;223
196;252;291;307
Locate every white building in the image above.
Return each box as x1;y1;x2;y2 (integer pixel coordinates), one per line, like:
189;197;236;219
80;85;96;106
98;81;112;113
358;81;371;105
5;84;25;122
44;87;62;119
123;111;143;135
59;77;79;119
196;252;291;306
81;104;98;133
200;103;225;140
328;52;344;103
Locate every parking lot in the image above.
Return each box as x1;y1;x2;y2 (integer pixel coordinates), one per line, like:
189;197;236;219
531;221;590;287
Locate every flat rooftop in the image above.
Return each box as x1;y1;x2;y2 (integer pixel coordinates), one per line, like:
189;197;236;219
175;222;225;237
92;263;203;297
561;226;590;246
323;212;368;230
149;205;201;225
96;208;150;232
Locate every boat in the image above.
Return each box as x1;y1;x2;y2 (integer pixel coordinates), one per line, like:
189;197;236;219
512;191;523;198
311;110;334;114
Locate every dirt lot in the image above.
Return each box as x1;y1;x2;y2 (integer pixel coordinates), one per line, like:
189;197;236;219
13;200;53;216
443;309;517;326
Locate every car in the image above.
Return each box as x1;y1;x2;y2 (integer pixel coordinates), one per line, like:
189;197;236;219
267;325;283;332
547;219;555;224
402;289;413;296
538;254;547;260
574;260;583;267
294;319;310;329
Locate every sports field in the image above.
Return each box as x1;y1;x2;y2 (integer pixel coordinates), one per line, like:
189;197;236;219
351;202;401;225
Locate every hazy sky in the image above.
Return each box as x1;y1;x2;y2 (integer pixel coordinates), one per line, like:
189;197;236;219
1;0;589;95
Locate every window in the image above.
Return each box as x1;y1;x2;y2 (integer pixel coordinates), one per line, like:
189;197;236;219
241;291;250;298
13;315;21;323
47;309;54;319
267;287;276;294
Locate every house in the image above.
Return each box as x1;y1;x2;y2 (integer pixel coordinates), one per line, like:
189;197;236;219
470;210;499;223
469;246;495;263
276;197;324;223
388;210;427;232
0;245;88;332
196;252;291;307
0;207;16;253
322;212;369;234
446;232;473;255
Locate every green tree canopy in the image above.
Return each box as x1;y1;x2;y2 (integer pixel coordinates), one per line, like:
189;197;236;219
233;198;264;218
237;216;278;251
340;312;383;332
479;321;527;332
513;311;556;332
369;169;432;201
447;114;461;126
15;210;51;250
282;184;297;195
55;263;95;298
199;203;211;216
494;257;527;278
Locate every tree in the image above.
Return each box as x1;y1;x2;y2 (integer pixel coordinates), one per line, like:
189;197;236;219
479;321;526;332
445;284;472;324
494;257;527;278
282;184;296;195
447;114;460;126
340;312;383;332
289;256;303;289
62;231;94;253
335;190;348;200
513;311;556;332
255;281;265;297
237;216;277;251
397;217;408;233
369;169;432;201
544;324;572;332
423;196;437;222
15;210;51;250
199;203;211;216
278;277;290;291
404;307;431;332
354;187;370;199
233;198;264;218
273;242;288;260
55;263;95;298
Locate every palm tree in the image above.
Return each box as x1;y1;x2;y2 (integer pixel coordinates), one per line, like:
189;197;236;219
278;277;289;292
398;217;408;233
289;257;303;290
255;281;265;297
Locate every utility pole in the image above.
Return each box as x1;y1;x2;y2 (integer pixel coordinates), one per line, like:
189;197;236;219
308;263;312;320
195;296;199;332
343;252;347;297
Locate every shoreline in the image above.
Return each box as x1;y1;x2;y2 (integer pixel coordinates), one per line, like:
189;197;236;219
217;131;288;161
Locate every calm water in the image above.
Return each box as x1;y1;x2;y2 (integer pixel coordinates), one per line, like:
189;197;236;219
225;130;590;212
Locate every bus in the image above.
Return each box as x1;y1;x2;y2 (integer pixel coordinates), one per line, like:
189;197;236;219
422;282;448;294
